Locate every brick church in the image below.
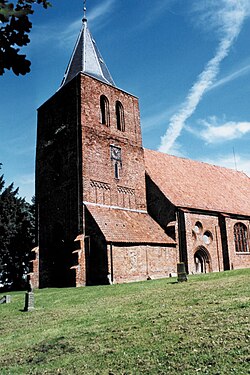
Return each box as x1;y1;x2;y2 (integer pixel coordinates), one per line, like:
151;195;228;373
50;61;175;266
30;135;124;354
31;15;250;288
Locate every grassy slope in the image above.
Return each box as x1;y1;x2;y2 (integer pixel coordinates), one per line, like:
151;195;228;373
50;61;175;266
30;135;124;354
0;269;250;375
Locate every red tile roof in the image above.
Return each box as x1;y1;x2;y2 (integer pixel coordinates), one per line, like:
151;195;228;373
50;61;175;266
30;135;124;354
144;148;250;217
85;203;175;244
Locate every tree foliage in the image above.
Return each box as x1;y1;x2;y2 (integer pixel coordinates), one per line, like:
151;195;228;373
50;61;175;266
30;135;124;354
0;164;35;290
0;0;51;76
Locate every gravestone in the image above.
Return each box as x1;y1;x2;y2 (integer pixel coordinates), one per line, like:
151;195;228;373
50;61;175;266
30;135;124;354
177;262;188;282
24;276;35;312
24;291;34;311
0;295;11;304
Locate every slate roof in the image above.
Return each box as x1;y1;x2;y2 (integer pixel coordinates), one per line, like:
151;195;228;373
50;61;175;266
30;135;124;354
60;19;115;88
85;204;175;245
144;148;250;217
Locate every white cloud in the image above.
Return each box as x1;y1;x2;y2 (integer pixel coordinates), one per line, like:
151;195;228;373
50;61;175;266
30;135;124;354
61;0;117;46
193;0;250;35
31;0;116;47
158;0;250;153
88;0;116;24
209;63;250;91
163;141;186;158
197;117;250;143
141;104;179;132
202;154;250;177
131;0;175;32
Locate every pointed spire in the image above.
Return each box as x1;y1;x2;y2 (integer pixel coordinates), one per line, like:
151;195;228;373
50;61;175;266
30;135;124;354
60;3;115;88
83;0;87;23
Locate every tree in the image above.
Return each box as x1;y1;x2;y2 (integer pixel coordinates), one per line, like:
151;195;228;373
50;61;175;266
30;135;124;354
0;0;51;76
0;165;35;290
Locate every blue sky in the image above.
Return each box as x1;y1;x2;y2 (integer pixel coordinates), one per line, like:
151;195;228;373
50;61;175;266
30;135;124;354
1;0;250;201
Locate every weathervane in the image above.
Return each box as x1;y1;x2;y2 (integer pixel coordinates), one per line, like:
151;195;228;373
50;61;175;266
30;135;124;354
83;0;87;22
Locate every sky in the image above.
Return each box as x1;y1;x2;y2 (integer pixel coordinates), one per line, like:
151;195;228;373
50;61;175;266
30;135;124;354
1;0;250;202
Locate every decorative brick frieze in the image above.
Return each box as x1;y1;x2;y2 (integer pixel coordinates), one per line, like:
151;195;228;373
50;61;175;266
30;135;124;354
90;180;111;190
117;186;135;195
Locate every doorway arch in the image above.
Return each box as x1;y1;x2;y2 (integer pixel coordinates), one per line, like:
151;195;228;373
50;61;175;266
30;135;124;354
194;246;211;273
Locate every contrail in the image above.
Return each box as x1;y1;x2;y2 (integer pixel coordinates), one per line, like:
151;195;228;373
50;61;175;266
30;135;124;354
158;0;250;154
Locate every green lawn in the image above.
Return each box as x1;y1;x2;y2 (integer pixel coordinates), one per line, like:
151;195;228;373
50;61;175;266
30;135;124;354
1;269;250;374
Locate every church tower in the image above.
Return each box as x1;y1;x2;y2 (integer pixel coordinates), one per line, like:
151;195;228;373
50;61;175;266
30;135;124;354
34;9;157;288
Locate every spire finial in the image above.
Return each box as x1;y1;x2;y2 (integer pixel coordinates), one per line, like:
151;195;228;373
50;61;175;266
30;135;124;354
83;0;87;22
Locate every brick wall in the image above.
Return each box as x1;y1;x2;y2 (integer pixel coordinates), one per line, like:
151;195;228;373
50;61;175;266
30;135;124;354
80;74;147;211
111;244;177;283
36;76;83;287
225;217;250;270
184;212;224;274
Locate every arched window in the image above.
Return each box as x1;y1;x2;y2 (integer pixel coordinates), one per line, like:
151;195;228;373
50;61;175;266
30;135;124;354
194;221;203;234
100;95;110;126
234;223;249;253
203;231;213;245
116;101;125;131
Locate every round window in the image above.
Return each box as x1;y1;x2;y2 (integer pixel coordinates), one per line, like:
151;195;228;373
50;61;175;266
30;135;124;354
194;221;203;234
203;231;213;245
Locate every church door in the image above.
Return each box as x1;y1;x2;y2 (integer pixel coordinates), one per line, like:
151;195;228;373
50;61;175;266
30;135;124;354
194;246;211;273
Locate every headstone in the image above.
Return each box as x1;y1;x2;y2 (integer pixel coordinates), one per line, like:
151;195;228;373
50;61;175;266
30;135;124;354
24;275;35;311
177;262;188;282
0;295;11;304
24;291;35;311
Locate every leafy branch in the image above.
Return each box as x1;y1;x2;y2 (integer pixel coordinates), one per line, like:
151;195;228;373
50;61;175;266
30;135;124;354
0;0;51;76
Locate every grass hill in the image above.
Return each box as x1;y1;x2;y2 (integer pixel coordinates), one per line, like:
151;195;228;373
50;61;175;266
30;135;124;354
1;269;250;374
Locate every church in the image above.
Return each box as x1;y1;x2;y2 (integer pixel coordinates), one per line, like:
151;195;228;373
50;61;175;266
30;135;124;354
30;13;250;288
